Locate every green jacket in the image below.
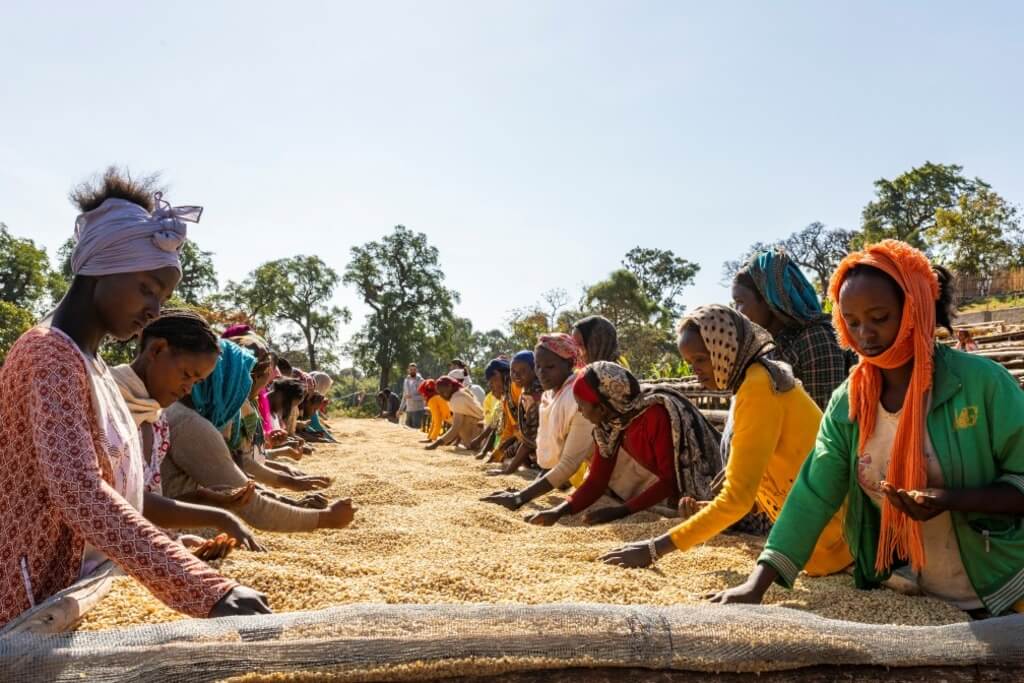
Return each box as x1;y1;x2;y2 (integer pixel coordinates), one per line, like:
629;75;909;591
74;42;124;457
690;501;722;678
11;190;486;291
760;345;1024;615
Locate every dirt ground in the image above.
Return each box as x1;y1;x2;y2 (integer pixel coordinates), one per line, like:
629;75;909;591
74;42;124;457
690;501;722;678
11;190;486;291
76;417;968;631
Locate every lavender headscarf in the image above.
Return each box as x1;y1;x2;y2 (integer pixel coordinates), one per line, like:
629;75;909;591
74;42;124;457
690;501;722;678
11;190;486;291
71;192;202;277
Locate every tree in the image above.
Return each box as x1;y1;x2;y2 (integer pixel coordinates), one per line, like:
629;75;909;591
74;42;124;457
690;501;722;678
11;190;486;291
721;241;773;285
176;241;219;305
582;269;672;377
540;288;570;330
622;247;700;319
780;222;858;299
506;308;550;353
235;256;350;370
0;223;54;315
860;161;980;250
0;300;35;364
343;225;458;389
931;187;1024;278
583;269;660;329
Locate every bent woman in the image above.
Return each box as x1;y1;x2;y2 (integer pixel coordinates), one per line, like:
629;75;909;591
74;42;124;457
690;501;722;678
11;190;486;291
572;315;621;366
0;169;267;626
482;335;594;510
732;249;850;410
709;241;1024;617
425;377;484;450
526;361;722;527
601;305;851;573
111;310;264;554
163;339;355;532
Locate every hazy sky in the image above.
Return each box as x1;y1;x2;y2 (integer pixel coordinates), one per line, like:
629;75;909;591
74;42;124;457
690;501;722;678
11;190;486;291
3;1;1023;346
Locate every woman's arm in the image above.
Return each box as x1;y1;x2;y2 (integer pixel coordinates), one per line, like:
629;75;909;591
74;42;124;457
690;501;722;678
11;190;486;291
601;377;782;567
142;492;264;551
29;353;237;618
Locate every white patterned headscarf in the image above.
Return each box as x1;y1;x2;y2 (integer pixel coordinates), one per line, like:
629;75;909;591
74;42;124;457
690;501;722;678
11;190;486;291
71;192;202;277
680;304;796;395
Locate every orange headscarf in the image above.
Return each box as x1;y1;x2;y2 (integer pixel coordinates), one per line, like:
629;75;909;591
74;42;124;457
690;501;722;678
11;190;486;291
828;239;939;574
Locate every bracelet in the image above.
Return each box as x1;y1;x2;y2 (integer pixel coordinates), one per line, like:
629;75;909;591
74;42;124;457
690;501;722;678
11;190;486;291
647;539;659;566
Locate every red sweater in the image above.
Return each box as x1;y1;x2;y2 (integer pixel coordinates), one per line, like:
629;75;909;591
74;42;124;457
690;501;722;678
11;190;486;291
568;404;678;513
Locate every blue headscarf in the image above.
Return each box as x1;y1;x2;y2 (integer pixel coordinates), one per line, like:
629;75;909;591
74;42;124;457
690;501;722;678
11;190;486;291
484;358;511;380
512;350;535;368
747;249;822;325
190;339;256;446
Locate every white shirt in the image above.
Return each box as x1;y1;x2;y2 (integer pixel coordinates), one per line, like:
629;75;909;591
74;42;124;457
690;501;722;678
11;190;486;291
857;401;981;610
448;388;484;420
537;373;595;487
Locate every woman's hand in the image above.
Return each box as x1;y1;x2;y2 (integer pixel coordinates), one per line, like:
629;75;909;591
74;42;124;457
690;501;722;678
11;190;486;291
704;564;777;605
319;498;357;529
583;505;630;526
881;481;947;521
600;541;655;568
218;513;266;552
191;533;237;561
524;506;566;527
292;475;332;491
480;489;523;510
209;586;273;618
678;496;709;520
267;430;290;448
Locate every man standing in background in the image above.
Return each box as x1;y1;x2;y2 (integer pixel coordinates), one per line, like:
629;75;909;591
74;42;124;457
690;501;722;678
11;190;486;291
401;363;426;429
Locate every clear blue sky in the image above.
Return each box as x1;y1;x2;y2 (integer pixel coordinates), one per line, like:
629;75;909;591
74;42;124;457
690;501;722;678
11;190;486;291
3;1;1023;347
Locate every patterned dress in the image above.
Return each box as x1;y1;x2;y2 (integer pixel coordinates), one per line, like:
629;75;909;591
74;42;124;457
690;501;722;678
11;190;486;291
0;327;235;626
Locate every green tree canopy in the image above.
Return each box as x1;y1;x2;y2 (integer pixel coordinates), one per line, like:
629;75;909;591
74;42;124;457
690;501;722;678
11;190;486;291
582;269;673;376
781;222;858;300
622;246;699;320
0;301;35;364
931;187;1024;278
233;255;349;370
860;161;981;249
176;241;219;305
343;225;458;389
0;223;55;315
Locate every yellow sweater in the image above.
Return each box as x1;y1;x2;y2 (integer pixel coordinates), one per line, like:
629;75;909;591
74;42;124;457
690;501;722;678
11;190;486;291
427;395;453;441
668;364;851;576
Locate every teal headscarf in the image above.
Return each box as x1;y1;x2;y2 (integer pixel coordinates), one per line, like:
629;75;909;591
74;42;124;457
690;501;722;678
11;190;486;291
746;249;822;325
190;339;256;448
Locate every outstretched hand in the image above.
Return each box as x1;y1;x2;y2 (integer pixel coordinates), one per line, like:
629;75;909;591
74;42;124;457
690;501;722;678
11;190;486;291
480;489;523;510
599;541;654;568
881;481;948;522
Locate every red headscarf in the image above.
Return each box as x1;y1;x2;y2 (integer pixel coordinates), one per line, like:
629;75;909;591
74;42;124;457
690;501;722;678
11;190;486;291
436;376;463;391
418;379;437;399
572;371;601;404
537;333;581;368
828;239;939;573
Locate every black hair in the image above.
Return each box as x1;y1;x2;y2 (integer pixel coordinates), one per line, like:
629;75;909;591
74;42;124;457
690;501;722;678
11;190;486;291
843;264;956;334
276;357;293;375
270;378;306;421
732;270;764;301
140;309;220;355
450;359;467;369
70;166;163;213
